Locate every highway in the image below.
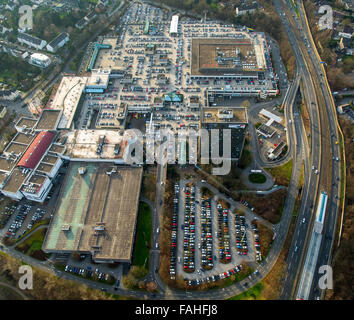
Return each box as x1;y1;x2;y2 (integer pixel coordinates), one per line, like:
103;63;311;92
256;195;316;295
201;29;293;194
0;0;342;301
274;0;342;300
0;1;305;301
296;0;343;300
273;0;322;300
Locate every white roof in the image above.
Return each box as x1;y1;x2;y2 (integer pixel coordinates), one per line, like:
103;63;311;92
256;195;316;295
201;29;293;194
30;53;50;62
260;108;283;124
170;15;179;34
51;76;88;129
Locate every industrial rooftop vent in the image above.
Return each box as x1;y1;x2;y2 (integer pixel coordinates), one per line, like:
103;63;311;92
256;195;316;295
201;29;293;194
105;166;117;176
61;224;71;231
78;167;86;175
94;225;106;232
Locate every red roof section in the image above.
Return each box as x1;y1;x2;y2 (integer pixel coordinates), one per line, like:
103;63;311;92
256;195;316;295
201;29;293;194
17;131;55;169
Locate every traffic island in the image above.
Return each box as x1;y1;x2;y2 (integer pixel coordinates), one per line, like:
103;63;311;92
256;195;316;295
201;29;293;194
248;173;267;184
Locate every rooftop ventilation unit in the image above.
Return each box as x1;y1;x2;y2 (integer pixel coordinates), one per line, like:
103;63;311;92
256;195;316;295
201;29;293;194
94;225;106;232
78;167;86;175
61;224;71;231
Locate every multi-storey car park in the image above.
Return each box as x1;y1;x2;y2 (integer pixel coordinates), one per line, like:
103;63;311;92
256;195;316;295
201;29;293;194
43;163;143;264
0;1;288;289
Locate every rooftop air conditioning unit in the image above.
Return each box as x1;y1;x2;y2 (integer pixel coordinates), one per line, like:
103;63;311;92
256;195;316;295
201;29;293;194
61;224;71;231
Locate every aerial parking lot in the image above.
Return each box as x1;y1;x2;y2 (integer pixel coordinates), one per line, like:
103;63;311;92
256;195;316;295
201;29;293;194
71;1;281;139
174;180;259;285
2;202;50;242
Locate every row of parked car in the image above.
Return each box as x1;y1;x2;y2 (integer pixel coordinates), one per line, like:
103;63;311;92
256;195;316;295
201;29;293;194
235;214;248;256
0;204;17;228
120;95;151;101
175;38;184;86
187;265;243;286
5;204;31;239
27;208;45;230
64;265;111;282
169;183;179;279
240;199;254;211
252;224;262;262
216;204;231;263
183;184;196;272
200;198;213;270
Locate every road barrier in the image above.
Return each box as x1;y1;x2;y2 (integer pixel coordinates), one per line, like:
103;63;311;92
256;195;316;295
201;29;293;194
298;0;346;248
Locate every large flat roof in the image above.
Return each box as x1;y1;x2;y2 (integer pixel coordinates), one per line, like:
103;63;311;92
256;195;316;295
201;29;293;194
202;106;248;124
21;173;48;194
49;144;65;155
2;168;29;194
36;162;54;174
86;69;110;88
3;142;28;155
259;108;283;124
43;163;143;262
64;129;126;159
170;15;179;34
0;172;7;186
0;157;16;173
201;107;248;160
35;109;62;131
15;117;37;129
51;76;87;130
12;132;35;145
191;37;265;76
41;154;59;165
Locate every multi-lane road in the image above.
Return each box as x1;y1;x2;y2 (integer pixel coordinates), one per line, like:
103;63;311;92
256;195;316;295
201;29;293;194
0;0;344;301
274;0;342;300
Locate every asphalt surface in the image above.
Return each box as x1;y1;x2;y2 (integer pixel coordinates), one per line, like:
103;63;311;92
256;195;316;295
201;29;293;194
274;0;341;300
296;0;341;300
0;0;337;301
